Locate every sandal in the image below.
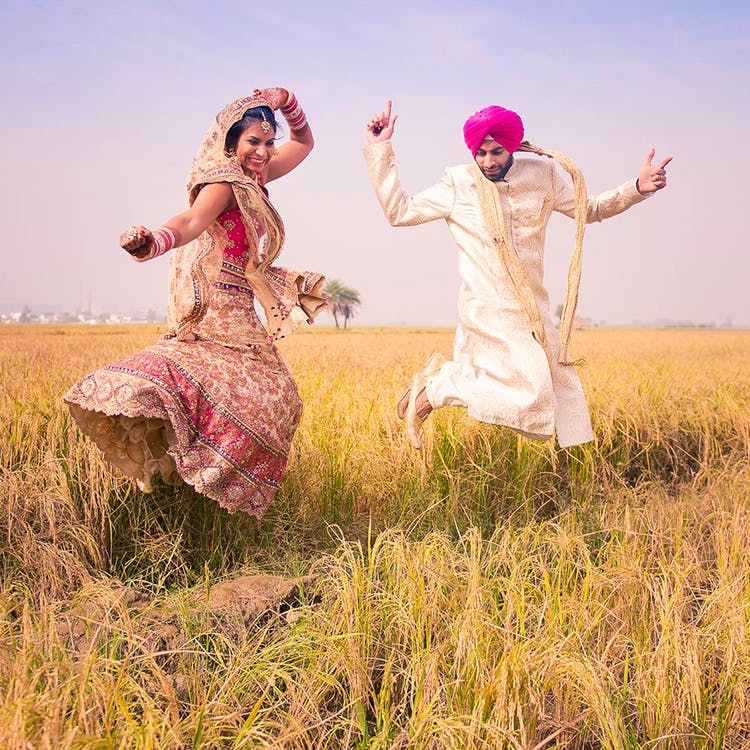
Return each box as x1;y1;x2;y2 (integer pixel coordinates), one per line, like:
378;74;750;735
405;372;429;449
397;352;446;419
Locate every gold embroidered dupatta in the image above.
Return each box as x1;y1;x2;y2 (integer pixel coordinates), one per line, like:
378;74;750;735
474;143;587;364
166;94;327;340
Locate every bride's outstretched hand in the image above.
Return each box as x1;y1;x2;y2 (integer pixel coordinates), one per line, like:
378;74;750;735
119;226;153;261
366;99;398;144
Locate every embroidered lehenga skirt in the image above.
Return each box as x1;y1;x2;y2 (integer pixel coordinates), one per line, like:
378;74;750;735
64;279;302;517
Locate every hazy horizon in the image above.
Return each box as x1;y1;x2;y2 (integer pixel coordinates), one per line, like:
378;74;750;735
2;0;749;328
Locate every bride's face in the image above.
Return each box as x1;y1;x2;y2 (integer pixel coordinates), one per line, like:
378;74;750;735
234;122;277;176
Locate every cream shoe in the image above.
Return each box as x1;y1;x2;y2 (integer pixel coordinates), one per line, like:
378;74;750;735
397;352;446;420
405;371;430;450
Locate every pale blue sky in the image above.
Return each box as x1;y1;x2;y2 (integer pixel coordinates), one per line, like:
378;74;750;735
1;0;748;325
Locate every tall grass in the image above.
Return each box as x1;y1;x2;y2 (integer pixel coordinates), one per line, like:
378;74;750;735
1;324;749;747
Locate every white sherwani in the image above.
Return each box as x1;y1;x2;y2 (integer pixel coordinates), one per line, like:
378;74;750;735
363;140;649;447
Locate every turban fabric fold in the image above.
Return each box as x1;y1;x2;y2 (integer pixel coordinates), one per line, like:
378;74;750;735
463;106;524;156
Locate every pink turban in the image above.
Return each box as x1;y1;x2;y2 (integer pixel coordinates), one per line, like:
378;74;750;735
463;106;524;156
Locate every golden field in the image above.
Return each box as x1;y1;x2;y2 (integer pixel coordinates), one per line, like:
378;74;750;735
1;324;749;749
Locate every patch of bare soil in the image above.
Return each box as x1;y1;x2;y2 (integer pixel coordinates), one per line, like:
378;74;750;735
54;573;319;657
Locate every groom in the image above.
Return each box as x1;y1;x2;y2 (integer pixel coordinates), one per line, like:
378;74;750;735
364;100;670;449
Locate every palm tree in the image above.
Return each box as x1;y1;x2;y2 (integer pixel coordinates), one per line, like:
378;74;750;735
324;279;361;329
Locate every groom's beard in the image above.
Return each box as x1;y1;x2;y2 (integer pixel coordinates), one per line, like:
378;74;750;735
480;155;514;182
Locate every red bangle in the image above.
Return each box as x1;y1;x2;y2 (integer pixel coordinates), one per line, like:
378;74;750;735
280;92;307;132
148;227;176;259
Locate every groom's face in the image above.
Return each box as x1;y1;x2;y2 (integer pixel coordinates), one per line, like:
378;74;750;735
475;138;512;181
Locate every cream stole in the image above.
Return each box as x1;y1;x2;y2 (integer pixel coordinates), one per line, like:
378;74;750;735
473;147;587;365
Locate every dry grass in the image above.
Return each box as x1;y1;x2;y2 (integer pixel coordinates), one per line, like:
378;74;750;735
1;324;749;748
